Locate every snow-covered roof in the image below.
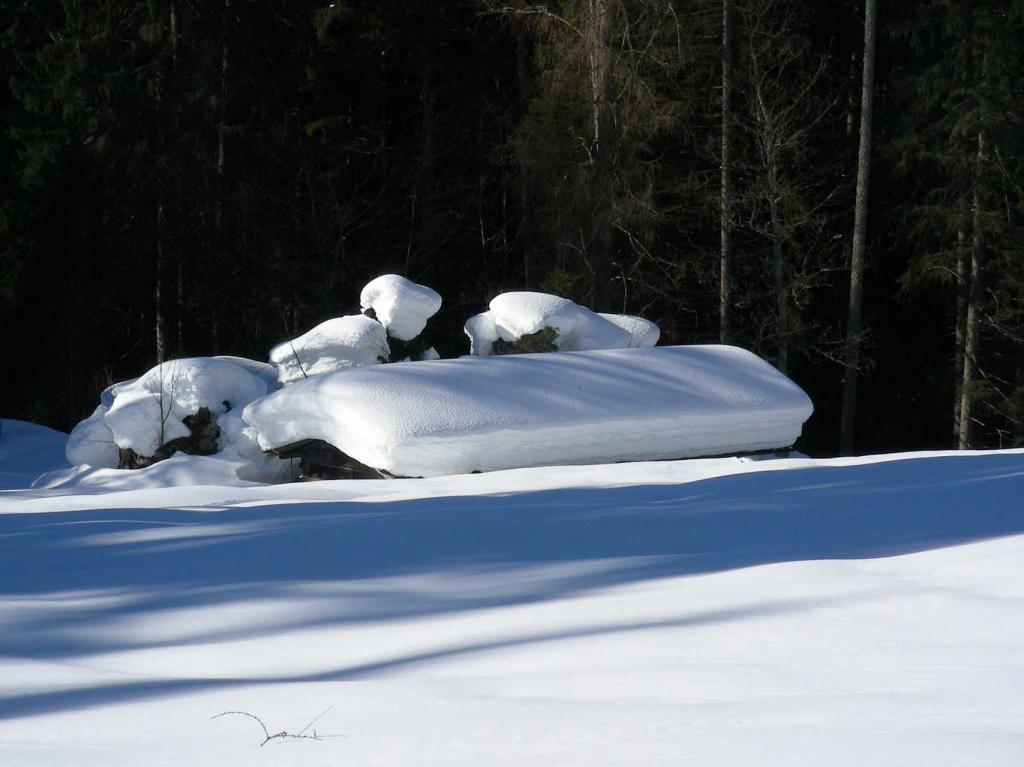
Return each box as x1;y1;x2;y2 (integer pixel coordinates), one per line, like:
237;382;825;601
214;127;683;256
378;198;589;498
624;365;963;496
243;344;813;477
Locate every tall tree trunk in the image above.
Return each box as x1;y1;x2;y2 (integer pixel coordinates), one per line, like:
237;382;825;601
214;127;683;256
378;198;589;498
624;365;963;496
155;200;167;364
216;0;229;183
770;194;787;374
207;0;230;347
407;6;438;276
839;0;877;455
170;0;182;356
154;7;168;364
516;31;535;288
176;259;184;354
959;129;987;448
586;0;614;310
952;202;968;446
720;0;734;343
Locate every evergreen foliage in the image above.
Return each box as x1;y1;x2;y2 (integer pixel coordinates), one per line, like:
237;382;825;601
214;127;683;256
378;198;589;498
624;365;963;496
1;0;1022;452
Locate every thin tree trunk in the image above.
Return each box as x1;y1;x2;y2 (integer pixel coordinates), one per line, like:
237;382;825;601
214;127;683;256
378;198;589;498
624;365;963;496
170;0;177;66
66;175;79;425
170;0;181;356
216;0;229;183
209;0;230;348
211;310;220;356
720;0;734;343
155;200;167;364
839;0;877;455
587;0;614;310
846;51;857;138
515;32;535;288
407;7;438;276
959;129;987;448
154;6;168;365
770;195;787;374
176;259;184;354
952;204;968;446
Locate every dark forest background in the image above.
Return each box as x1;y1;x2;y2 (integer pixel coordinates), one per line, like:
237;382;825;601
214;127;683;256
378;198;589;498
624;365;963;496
1;0;1022;456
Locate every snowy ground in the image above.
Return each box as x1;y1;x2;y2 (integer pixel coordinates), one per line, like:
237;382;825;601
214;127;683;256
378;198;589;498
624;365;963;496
1;420;1023;765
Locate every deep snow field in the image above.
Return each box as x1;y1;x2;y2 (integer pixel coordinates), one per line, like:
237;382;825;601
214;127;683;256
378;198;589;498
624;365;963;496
1;418;1024;765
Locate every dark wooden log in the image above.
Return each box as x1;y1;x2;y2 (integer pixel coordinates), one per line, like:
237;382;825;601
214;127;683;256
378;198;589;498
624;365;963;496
268;439;397;480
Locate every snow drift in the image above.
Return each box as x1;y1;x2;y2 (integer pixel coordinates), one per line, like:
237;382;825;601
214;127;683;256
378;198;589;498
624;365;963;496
3;430;1024;765
244;344;813;477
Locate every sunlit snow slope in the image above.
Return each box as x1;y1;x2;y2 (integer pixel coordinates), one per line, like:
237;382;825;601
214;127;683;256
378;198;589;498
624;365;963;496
1;419;1023;766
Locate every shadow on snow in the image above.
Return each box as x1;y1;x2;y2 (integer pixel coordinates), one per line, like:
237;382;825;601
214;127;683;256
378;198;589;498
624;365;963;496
0;451;1022;719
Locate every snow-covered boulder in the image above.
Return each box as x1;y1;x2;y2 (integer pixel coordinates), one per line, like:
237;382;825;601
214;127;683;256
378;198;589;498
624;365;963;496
66;357;271;471
598;313;660;348
269;315;389;386
360;274;442;342
465;291;654;355
104;358;269;458
243;344;814;478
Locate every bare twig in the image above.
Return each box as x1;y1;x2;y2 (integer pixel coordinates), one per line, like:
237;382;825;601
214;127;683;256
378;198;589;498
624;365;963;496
212;708;337;747
288;340;309;379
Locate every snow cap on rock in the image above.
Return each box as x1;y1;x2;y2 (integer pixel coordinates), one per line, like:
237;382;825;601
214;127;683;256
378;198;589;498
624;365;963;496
360;274;442;341
464;311;500;356
103;357;269;457
466;291;643;355
269;315;389;386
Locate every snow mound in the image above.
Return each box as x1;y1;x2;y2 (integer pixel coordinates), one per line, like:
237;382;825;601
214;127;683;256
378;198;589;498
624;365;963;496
37;449;278;491
104;358;268;458
65;404;119;468
98;377;139;409
0;419;69;489
66;358;270;470
269;315;389;385
360;274;442;341
465;291;653;355
213;356;281;392
244;344;813;478
598;312;660;347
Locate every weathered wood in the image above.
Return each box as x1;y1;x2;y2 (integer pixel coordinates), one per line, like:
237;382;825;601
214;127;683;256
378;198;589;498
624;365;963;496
269;439;395;480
